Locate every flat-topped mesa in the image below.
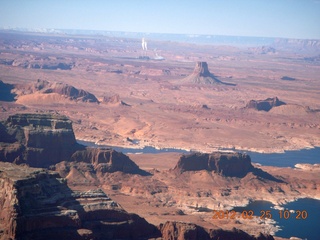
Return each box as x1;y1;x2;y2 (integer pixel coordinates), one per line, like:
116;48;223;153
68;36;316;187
174;152;253;177
181;62;236;86
0;113;78;167
246;97;286;112
6;113;73;130
70;147;144;174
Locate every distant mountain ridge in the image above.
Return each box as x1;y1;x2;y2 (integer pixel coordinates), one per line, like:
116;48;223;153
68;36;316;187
1;28;319;49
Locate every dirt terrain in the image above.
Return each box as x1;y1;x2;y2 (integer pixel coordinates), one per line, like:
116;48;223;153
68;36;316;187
0;31;319;153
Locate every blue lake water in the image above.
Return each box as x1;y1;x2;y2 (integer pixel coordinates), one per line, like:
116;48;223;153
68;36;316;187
233;198;320;240
77;140;189;154
245;148;320;168
78;140;320;238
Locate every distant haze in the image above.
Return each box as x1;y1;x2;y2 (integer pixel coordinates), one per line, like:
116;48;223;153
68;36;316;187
0;0;320;39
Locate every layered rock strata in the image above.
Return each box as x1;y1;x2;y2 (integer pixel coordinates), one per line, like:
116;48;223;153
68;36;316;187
174;152;253;177
0;114;147;176
0;114;277;239
0;113;79;167
0;162;159;240
70;148;146;174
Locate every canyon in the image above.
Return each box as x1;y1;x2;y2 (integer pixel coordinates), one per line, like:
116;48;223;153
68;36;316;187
0;30;319;239
1;113;319;239
0;113;278;240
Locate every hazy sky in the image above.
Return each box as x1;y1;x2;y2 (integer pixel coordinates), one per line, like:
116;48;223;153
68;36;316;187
1;0;320;39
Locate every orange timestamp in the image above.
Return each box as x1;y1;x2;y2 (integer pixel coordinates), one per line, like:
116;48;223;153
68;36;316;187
212;210;308;220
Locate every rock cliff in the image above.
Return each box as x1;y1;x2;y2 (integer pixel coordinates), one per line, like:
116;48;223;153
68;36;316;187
246;97;286;111
70;148;147;174
0;162;159;240
174;152;253;177
0;114;278;239
0;162;275;240
0;113;79;167
0;114;147;176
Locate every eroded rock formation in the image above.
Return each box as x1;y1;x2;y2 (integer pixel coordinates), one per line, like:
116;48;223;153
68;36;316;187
0;114;277;239
173;152;283;182
174;152;253;177
43;82;98;103
0;162;159;240
0;114;147;176
246;97;286;112
12;79;99;103
180;62;236;86
102;93;120;104
7;59;73;70
70;148;147;175
0;113;79;167
159;221;209;240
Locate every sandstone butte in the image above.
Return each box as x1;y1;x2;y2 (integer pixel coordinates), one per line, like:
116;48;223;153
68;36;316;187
0;113;276;240
245;97;286;112
177;62;236;86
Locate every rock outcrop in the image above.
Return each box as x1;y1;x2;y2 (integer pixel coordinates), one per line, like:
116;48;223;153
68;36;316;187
159;221;274;240
102;93;120;104
174;152;253;177
9;59;73;70
12;79;99;103
179;62;236;86
70;148;147;175
0;113;79;168
0;162;159;240
43;82;98;103
173;152;283;182
0;114;278;240
159;221;209;240
0;114;147;176
246;97;286;112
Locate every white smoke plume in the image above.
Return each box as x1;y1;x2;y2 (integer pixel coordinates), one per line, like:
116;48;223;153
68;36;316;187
142;38;147;51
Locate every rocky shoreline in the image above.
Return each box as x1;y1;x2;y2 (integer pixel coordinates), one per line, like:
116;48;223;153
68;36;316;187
77;137;320;155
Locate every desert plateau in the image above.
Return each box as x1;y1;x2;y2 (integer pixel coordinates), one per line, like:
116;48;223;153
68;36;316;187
0;30;320;240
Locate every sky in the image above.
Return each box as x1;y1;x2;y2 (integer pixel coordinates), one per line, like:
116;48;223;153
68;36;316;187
0;0;320;39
